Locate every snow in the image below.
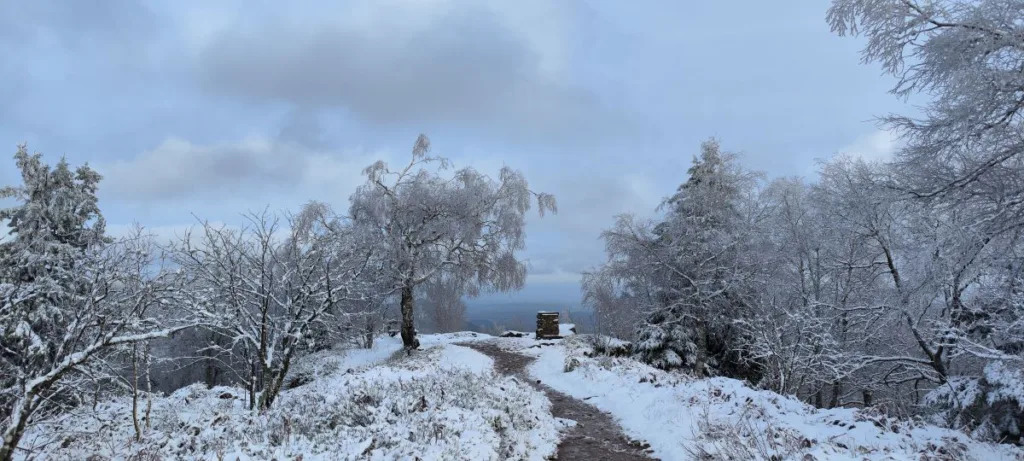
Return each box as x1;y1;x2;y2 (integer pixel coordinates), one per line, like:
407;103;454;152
20;334;558;461
341;334;405;369
558;323;575;336
522;335;1024;461
17;332;1024;460
437;344;494;374
982;361;1024;409
418;331;491;346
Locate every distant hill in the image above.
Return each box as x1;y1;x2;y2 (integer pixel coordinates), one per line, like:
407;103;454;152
463;301;595;335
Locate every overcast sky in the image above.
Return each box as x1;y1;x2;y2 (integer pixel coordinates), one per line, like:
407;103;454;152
0;0;909;307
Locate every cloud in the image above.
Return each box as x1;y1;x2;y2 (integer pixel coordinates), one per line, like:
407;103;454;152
513;169;667;286
531;171;663;238
527;270;582;285
0;1;159;47
106;222;207;246
92;131;661;305
98;137;381;204
278;108;329;148
839;129;902;163
194;1;615;140
100;137;303;200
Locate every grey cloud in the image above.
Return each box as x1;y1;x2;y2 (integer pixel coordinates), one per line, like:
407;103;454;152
278;108;328;149
196;5;615;141
519;170;667;279
532;172;663;236
96;135;389;211
0;1;161;55
100;138;315;202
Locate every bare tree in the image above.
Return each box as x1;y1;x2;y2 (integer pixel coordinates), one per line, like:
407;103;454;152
828;0;1024;231
170;204;378;410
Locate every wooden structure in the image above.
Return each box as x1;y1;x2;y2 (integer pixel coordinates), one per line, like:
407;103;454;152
536;311;560;339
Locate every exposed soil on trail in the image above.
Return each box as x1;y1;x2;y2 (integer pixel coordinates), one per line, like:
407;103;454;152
459;342;657;461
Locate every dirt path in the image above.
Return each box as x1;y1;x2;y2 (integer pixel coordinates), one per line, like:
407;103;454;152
459;342;657;461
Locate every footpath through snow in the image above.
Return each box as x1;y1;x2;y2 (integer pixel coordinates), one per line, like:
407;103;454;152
17;331;1024;460
460;341;654;460
508;333;1024;461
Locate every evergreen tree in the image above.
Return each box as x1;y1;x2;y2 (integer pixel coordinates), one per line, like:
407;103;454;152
0;146;109;403
634;140;761;376
1;147;188;461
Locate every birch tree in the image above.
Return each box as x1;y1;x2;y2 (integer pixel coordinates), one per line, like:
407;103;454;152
349;134;556;349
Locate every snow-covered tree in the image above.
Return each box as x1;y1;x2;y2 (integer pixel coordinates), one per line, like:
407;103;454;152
0;147;194;461
828;1;1024;427
581;257;648;343
349;134;555;349
828;0;1024;227
740;177;856;399
640;139;764;376
583;140;763;376
171;203;380;410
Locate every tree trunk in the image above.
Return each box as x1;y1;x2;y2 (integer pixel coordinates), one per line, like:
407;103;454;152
144;342;153;431
694;316;708;377
131;343;141;441
400;283;419;349
204;332;223;388
248;350;258;411
1;395;35;461
0;433;17;461
829;380;841;409
365;315;375;349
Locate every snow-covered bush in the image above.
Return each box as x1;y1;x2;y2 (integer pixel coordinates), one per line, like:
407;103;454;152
582;334;633;358
19;345;559;460
533;334;1024;460
926;362;1024;444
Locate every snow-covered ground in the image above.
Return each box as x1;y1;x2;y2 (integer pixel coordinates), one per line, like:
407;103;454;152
18;334;558;461
517;335;1024;461
17;331;1024;460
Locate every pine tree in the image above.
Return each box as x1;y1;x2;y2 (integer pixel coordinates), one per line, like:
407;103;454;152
1;146;189;461
1;147;109;398
0;147;109;458
634;140;760;376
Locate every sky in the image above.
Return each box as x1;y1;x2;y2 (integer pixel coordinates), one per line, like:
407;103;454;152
0;0;910;308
